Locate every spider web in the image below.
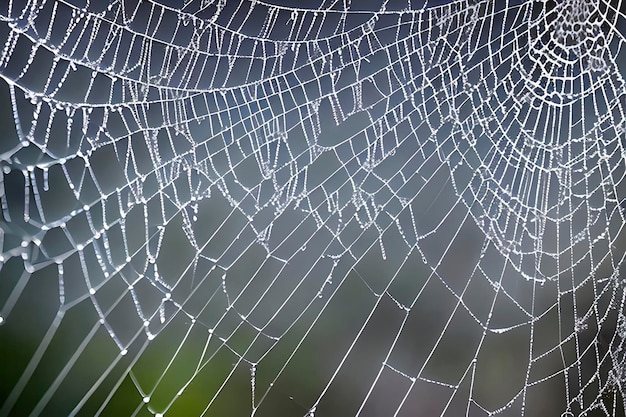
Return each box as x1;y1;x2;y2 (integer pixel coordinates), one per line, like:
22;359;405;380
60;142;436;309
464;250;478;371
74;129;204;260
1;0;626;416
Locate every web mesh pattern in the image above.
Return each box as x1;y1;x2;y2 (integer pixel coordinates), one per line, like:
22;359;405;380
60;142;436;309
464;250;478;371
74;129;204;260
1;0;626;416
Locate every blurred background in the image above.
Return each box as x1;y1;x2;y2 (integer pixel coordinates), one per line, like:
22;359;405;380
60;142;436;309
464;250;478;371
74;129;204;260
1;1;626;416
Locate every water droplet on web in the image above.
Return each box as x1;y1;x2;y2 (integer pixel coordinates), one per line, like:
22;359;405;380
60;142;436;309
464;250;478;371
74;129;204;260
0;315;4;325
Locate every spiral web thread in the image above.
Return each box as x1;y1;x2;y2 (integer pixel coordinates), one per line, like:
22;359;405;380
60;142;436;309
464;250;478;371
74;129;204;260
0;0;626;416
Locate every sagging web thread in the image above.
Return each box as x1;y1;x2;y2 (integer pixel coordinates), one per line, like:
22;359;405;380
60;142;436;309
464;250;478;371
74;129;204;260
0;0;625;416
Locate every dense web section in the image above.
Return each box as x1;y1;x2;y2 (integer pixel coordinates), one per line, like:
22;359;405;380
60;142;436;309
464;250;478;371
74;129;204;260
1;0;626;415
